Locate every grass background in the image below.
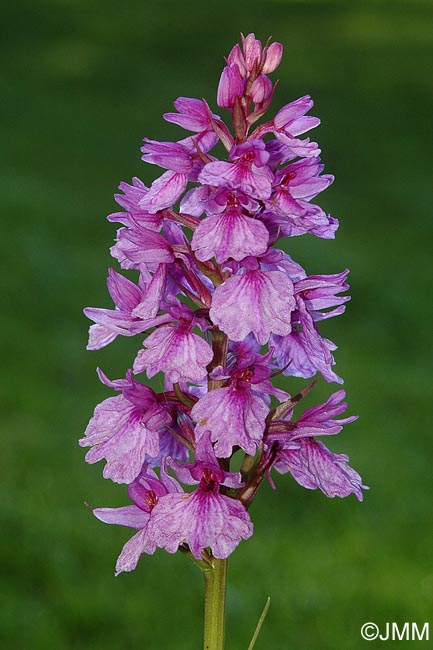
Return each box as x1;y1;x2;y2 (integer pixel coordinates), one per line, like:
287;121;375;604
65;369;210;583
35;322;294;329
1;1;432;648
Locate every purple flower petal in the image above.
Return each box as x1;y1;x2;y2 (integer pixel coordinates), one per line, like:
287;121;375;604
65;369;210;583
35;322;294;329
210;268;295;344
84;266;169;348
110;177;164;232
134;323;213;383
141;139;193;173
106;268;142;311
138;170;189;213
80;397;159;484
292;390;358;438
198;142;273;200
191;384;269;457
93;505;150;529
267;390;358;443
276;134;320;158
146;428;190;468
294;270;350;316
115;527;157;575
83;308;141;336
164;97;219;132
271;328;319;379
79;373;171;484
87;324;118;350
132;264;167;320
199;160;272;200
191;207;269;263
274;95;314;129
180;186;211;216
262;206;339;240
111;227;174;268
148;490;253;559
275;438;367;502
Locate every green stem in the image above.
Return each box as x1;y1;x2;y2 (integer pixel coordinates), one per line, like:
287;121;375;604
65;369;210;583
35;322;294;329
203;558;228;650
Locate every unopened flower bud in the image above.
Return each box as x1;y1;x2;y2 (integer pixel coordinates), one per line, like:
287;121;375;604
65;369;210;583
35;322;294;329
226;43;247;77
262;41;283;74
177;412;196;447
241;33;262;71
217;64;245;109
250;74;273;105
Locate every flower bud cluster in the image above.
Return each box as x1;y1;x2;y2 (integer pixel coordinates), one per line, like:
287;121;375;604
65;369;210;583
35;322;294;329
80;34;367;575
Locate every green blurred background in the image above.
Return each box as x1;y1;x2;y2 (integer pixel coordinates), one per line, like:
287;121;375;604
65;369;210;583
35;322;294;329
2;0;432;648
